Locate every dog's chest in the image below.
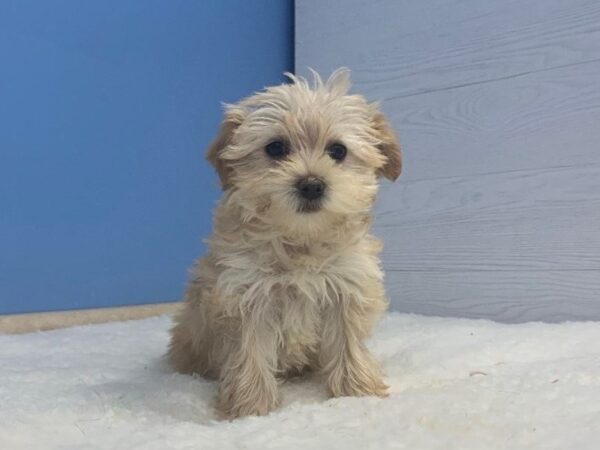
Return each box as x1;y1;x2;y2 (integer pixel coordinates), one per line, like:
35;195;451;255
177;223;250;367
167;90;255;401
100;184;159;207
213;235;382;317
276;285;322;370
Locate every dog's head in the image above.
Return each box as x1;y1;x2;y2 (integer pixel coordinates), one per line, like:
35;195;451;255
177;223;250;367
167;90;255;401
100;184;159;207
207;69;401;236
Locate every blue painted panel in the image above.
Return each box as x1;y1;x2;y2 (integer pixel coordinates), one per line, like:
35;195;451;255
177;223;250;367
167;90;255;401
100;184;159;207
0;1;293;313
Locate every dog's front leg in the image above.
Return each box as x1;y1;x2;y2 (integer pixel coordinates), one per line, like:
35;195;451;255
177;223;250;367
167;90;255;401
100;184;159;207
216;311;279;419
319;289;388;398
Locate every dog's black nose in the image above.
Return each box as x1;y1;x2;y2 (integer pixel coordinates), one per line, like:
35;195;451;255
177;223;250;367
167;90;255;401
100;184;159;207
296;176;326;200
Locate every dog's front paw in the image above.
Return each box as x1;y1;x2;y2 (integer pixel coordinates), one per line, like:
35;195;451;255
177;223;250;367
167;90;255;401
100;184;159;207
327;362;389;398
216;379;279;420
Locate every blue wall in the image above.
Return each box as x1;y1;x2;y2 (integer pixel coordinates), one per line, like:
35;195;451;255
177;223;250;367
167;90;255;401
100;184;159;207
0;1;293;314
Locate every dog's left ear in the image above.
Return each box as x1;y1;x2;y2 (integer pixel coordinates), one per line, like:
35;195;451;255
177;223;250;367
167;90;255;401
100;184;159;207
206;110;243;190
372;110;402;181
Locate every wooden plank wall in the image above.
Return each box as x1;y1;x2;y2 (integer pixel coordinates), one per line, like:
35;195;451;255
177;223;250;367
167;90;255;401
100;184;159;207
296;0;600;322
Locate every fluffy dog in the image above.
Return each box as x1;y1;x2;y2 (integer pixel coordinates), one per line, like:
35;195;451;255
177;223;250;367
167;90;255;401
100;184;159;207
168;69;402;419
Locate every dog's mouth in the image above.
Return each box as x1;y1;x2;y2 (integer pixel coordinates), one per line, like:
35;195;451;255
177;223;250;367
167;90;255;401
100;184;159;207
296;198;323;214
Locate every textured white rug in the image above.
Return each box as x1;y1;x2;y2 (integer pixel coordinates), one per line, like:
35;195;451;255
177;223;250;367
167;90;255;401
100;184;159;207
1;313;599;450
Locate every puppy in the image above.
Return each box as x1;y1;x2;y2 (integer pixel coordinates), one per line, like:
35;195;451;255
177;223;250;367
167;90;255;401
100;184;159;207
168;69;402;419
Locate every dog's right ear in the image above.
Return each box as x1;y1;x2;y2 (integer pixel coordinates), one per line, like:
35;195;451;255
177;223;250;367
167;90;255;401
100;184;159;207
372;110;402;181
206;110;243;190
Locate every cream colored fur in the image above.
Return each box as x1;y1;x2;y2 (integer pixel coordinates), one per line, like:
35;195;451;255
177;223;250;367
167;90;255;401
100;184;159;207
168;69;402;419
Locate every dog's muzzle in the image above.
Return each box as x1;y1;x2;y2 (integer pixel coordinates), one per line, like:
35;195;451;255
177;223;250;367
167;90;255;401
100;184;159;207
295;176;326;213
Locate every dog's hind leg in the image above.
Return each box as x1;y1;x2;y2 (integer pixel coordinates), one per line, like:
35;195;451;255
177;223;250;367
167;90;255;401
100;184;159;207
167;280;215;377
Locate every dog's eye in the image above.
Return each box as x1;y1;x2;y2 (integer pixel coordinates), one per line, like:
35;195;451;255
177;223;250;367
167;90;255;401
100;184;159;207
265;140;288;159
327;143;347;161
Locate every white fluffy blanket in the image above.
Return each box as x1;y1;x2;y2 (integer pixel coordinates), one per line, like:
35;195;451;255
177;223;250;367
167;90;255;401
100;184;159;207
1;313;599;449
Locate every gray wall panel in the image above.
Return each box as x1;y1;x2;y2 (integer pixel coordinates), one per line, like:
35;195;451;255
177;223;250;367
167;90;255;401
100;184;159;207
296;0;600;322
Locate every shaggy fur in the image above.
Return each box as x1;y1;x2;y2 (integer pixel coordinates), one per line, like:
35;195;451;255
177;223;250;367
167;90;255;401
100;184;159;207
168;69;402;419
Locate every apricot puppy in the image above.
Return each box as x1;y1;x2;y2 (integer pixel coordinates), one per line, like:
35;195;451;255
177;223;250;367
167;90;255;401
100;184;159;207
169;69;402;419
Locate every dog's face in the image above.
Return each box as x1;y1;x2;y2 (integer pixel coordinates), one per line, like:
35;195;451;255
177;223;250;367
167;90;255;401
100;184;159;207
207;69;401;236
